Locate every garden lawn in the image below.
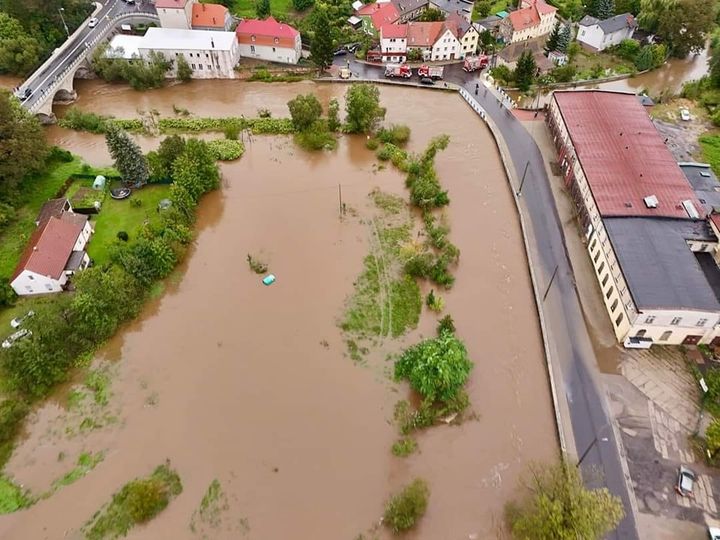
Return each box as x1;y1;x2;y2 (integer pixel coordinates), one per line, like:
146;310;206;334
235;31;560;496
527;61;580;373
700;134;720;177
572;49;634;75
88;185;172;266
0;158;116;281
228;0;295;19
472;0;508;21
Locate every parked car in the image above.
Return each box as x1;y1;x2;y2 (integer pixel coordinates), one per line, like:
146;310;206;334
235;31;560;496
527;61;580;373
18;88;32;101
339;68;352;80
333;47;347;56
10;310;34;329
680;108;691;121
419;77;434;85
2;329;32;349
676;465;696;497
88;18;98;28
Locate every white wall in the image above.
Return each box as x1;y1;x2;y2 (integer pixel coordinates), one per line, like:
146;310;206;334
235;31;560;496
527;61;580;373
627;309;720;345
578;24;634;51
11;270;65;296
158;6;192;29
146;42;241;78
431;29;461;60
460;28;479;58
381;36;407;55
505;10;555;43
237;39;301;65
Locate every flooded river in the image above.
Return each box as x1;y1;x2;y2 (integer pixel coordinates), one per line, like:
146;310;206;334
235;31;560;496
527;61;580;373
0;82;557;539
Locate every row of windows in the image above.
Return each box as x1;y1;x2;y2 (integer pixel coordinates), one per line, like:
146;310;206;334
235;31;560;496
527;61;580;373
643;315;709;327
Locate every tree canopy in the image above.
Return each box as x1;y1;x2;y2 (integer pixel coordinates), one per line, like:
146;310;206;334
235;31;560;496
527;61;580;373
419;7;446;21
287;93;323;131
507;461;625;540
344;84;386;134
310;7;334;70
105;124;150;187
514;50;537;91
656;0;715;57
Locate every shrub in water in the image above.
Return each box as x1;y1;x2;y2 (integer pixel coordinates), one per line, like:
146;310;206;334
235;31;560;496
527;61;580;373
383;478;429;533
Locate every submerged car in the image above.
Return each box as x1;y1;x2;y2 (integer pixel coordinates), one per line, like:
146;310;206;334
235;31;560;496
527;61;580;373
10;310;34;329
2;329;32;349
676;465;696;497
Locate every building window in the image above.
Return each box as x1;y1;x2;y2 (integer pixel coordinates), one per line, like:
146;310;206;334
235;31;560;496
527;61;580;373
191;63;196;69
660;330;672;341
28;275;33;280
199;64;203;70
701;243;709;251
598;262;605;274
644;315;656;324
698;318;708;327
207;65;211;70
635;329;647;337
589;239;597;252
610;298;619;312
250;45;255;53
615;313;624;326
272;47;276;52
605;286;614;299
206;53;209;58
670;317;682;326
45;283;53;291
593;251;600;263
601;273;609;287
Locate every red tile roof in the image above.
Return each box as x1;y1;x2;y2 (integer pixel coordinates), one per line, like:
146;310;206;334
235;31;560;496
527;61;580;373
155;0;189;8
509;0;555;31
12;217;83;281
710;213;720;232
406;21;444;47
554;90;703;219
191;2;229;28
236;16;299;39
370;3;400;29
381;24;407;38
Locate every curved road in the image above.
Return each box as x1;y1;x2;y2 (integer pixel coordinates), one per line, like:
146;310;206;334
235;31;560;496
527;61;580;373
337;58;639;539
19;0;156;111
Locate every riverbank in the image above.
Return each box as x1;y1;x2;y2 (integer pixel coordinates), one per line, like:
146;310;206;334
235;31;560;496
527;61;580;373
0;82;558;539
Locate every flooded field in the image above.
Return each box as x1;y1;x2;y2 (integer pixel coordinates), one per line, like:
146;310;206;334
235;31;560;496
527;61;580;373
0;82;557;539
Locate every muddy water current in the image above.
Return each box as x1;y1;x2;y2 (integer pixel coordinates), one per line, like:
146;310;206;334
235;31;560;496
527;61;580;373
0;82;557;539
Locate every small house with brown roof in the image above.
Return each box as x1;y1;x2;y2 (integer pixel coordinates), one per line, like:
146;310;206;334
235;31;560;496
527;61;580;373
500;0;556;43
191;2;233;31
11;213;92;296
235;17;301;64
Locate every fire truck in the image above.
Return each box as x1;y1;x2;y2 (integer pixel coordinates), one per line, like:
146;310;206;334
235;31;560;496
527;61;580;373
417;64;444;80
463;55;489;72
384;63;412;78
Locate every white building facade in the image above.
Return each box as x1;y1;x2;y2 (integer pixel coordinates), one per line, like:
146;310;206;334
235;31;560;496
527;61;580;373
430;27;461;60
156;0;195;29
577;13;636;52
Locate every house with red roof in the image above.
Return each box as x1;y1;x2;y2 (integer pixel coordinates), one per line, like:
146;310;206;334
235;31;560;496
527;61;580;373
500;0;556;43
156;0;232;31
380;24;408;62
236;17;301;64
357;2;400;35
11;201;93;296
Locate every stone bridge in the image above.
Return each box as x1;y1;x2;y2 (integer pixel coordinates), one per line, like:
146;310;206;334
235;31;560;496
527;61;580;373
20;8;159;123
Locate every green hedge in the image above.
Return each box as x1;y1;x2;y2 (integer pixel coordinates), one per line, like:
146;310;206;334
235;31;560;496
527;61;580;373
157;117;294;135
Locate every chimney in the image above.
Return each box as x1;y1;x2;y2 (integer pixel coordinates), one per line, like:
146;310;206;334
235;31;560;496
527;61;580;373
203;3;206;9
213;17;216;24
211;37;215;48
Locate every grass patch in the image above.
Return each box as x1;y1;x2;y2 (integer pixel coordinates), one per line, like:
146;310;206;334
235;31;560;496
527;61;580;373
207;139;245;161
88;184;172;266
85;368;111;406
50;451;104;492
700;134;720;177
189;479;230;534
228;0;294;19
391;438;417;457
84;462;182;540
0;475;29;514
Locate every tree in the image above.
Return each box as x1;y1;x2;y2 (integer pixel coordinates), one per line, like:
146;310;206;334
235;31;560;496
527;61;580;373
638;0;673;32
287;93;323;131
589;0;614;19
147;135;186;180
383;479;429;533
545;22;561;53
474;1;492;18
419;7;445;21
176;55;192;82
171;139;220;202
0;90;48;195
292;0;314;11
256;0;271;18
394;331;472;403
105;124;150;187
657;0;715;58
706;418;720;456
479;29;495;51
327;98;340;132
617;38;641;60
0;34;41;76
310;7;334;70
514;50;537;92
507;461;625;540
614;0;641;14
556;24;571;53
344;84;386;134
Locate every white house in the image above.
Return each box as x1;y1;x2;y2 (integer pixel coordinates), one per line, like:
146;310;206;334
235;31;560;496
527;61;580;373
577;13;637;52
109;28;240;79
380;24;408;62
500;0;556;43
430;23;461;61
11;203;92;296
447;13;479;58
235;17;302;65
156;0;195;29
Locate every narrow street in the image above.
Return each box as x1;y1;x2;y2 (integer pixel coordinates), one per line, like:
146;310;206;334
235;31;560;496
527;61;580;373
332;57;640;539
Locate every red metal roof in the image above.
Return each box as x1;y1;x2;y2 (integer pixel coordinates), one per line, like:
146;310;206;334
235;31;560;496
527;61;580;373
236;16;299;39
12;216;83;281
370;3;400;30
554;90;704;219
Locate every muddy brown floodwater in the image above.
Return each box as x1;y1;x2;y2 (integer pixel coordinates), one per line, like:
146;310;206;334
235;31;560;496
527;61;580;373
0;82;557;539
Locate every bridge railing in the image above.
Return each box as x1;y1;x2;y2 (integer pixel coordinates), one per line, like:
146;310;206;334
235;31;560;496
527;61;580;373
28;11;159;114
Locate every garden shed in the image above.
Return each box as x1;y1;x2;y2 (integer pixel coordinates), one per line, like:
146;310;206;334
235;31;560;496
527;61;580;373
93;175;106;190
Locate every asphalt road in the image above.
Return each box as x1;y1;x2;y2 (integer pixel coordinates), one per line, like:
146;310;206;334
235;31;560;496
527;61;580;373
337;57;640;539
19;0;156;111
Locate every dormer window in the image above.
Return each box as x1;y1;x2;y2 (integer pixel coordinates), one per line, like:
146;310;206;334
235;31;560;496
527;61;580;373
274;37;279;44
251;35;256;41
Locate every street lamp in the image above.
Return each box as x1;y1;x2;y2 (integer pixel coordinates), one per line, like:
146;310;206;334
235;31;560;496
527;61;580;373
577;424;611;467
58;7;70;39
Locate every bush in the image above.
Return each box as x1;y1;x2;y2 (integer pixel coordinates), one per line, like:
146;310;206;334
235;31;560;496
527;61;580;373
257;108;272;118
391;438;417;457
294;121;337;151
130;198;142;208
550;64;576;82
287;93;323;131
48;146;74;162
207;139;245;160
383;479;429;533
616;38;640;60
223;123;240;140
366;138;380;150
377;124;411;146
117;231;129;242
489;65;513;85
0;399;29;466
426;289;444;312
437;314;455;335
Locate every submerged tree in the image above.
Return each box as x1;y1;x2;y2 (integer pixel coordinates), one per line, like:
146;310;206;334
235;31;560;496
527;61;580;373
176;55;192;82
287;93;323;131
344;84;386;133
105;124;149;186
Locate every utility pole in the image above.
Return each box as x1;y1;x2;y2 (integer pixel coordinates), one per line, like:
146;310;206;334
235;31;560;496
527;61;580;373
516;161;530;196
338;184;344;217
58;7;70;39
542;264;559;301
577;433;609;467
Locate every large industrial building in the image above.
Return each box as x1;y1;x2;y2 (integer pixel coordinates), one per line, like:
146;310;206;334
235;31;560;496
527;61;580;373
547;90;720;347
